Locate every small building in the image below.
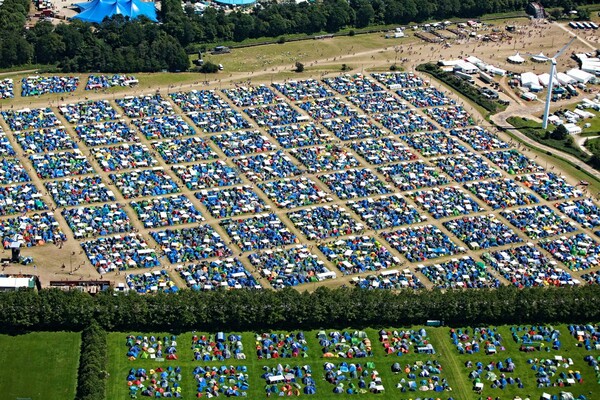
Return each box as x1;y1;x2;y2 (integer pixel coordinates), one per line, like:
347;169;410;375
0;275;38;291
562;123;582;135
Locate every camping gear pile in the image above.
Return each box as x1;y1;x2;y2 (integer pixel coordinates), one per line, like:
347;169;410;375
322;115;387;140
0;183;47;215
220;213;297;252
16;128;77;153
319;236;400;275
116;94;174;118
256;332;308;359
556;199;600;229
465;178;539;209
85;74;137;90
371;72;425;89
324;73;383;95
210;130;275;157
130;195;205;228
193;365;249;397
398;131;468;158
323;361;383;394
94;144;158;171
424;105;474;129
291;142;360;172
467;358;521;390
450;126;509;151
0;212;66;248
348;194;424;229
319;331;372;358
192;333;246;361
419;256;501;289
273;78;335;101
443;214;522;250
75;121;138;147
223;84;278;107
353;269;423;290
379;328;432;355
188;109;252;133
21;76;79;97
132;115;195;140
350;138;417;164
539;233;600;271
261;364;316;395
126;270;178;294
126;335;178;360
244;102;301;127
151;137;217;164
450;327;504;354
81;233;160;272
382;225;463;262
516;173;583;201
501;206;577;239
30;150;94;179
169;90;230;113
127;366;183;398
378;161;449;191
249;246;330;288
485;150;545;175
45;176;115;206
407;186;482;219
347;91;407;114
570;325;600;350
512;325;562;351
0;130;16;156
268;123;332;148
151;225;232;262
375;110;435;135
397;87;455;108
529;356;581;387
258;177;332;209
483;244;576;287
177;258;259;290
1;107;59;131
581;271;600;285
59;100;118;124
0;79;13;99
109;168;180;199
393;360;451;393
62;203;132;238
318;168;390;200
288;205;363;240
197;186;267;219
298;97;357;120
172;161;242;190
233;151;302;182
432;153;502;182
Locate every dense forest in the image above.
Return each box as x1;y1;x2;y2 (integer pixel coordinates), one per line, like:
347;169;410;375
0;0;595;72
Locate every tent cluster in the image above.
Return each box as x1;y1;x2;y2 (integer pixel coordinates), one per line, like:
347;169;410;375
21;76;79;97
193;333;245;361
349;194;424;230
249;246;330;288
188;109;251;134
132;116;195;140
16;128;76;154
45;175;115;207
30;150;94;179
193;365;249;397
424;106;474;129
109;168;180;199
371;72;425;89
244;103;301;127
570;325;600;350
539;233;600;271
500;206;577;239
393;360;451;393
449;126;509;151
465;178;539;210
347;91;407;114
223;84;278;107
376;110;435;135
582;271;600;285
530;356;581;387
323;361;383;394
220;213;297;252
299;97;357;120
407;186;481;219
197;186;267;219
450;327;504;354
290;145;361;172
0;212;66;248
261;364;316;396
379;328;432;355
170;90;231;114
273;79;335;101
75;121;137;147
516;173;583;201
0;79;13;99
467;358;521;390
85;74;137;90
62;203;132;238
151;225;232;263
94;144;158;171
352;268;424;290
0;130;16;156
172;161;242;190
59;100;118;125
378;161;449;191
322;115;387;140
116;94;174;118
319;236;401;275
319;168;390;200
556;200;600;229
1;107;59;132
511;325;561;351
288;205;363;240
81;233;159;273
350;138;417;164
131;195;204;229
398;131;468;158
382;224;463;262
256;332;308;359
398;87;455;108
0;183;47;216
419;256;501;289
178;258;260;290
443;214;522;250
126;270;178;294
127;366;182;398
233;151;302;182
323;73;383;95
211;130;275;157
258;176;331;209
484;150;544;175
583;355;600;383
268;123;331;149
126;335;178;361
432;153;502;183
318;331;372;358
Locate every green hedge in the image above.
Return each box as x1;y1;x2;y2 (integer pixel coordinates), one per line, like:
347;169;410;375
75;321;107;400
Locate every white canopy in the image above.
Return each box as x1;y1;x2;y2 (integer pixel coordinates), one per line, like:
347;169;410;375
508;53;525;64
531;52;547;62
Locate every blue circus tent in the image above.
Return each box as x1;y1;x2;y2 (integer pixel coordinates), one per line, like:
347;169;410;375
73;0;157;24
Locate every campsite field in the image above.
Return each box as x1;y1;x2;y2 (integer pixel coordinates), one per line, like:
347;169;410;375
0;331;81;399
105;325;600;399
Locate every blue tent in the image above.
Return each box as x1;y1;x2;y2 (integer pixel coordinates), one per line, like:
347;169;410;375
73;0;157;24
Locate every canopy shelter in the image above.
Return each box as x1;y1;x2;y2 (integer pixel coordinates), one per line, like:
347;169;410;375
73;0;157;24
508;53;525;64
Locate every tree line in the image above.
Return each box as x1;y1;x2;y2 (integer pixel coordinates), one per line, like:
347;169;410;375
75;321;107;400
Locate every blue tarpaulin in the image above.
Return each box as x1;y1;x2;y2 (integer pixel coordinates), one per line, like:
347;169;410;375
73;0;157;24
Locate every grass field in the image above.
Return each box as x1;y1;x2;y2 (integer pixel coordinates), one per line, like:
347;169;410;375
0;331;81;400
106;325;600;399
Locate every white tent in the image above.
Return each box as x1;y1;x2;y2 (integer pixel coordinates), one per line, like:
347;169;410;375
521;72;539;88
531;52;547;62
556;72;576;86
567;69;594;83
581;60;600;75
537;73;559;87
507;53;525;64
562;123;582;135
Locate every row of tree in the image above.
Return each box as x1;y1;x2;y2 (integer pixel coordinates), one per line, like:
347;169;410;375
0;286;599;333
75;321;107;400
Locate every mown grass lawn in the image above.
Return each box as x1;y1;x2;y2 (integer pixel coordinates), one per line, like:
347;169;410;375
0;331;80;400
